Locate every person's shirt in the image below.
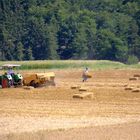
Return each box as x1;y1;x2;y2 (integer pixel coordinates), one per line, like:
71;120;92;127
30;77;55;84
7;69;14;75
83;69;88;76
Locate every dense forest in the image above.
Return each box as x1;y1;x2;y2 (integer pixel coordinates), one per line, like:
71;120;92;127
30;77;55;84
0;0;140;63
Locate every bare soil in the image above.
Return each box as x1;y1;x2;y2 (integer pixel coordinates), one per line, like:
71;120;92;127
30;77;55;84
0;69;140;140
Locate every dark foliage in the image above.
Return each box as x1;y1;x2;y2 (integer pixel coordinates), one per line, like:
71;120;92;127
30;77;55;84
0;0;140;63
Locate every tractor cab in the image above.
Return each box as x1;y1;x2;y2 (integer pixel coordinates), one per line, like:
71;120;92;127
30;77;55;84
0;64;23;88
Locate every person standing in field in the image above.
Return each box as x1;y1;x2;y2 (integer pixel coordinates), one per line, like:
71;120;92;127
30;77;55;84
82;67;89;82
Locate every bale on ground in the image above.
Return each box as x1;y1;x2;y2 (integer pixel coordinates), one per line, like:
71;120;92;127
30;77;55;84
79;87;88;92
73;92;93;99
23;86;34;90
129;77;138;80
71;85;80;89
125;87;133;90
124;84;128;87
133;74;140;77
132;89;140;92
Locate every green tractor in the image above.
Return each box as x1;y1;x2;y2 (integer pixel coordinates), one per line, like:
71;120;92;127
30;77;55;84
0;73;13;88
0;64;23;88
12;73;23;87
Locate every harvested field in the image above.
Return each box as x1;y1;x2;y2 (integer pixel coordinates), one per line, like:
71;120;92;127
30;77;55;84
0;69;140;140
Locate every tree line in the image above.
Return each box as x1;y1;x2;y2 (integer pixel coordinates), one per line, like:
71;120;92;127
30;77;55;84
0;0;140;63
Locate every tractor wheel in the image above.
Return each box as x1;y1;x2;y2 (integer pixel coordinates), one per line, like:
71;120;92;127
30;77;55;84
35;83;39;88
8;80;13;87
30;80;36;87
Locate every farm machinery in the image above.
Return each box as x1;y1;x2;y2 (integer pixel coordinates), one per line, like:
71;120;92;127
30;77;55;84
0;73;13;88
0;64;55;88
23;72;55;88
0;64;23;88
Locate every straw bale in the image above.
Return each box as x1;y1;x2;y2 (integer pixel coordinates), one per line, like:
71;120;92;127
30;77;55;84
132;89;140;92
125;87;133;90
124;84;128;87
71;85;80;89
86;73;92;78
23;86;34;90
129;77;138;80
73;92;93;99
133;74;140;77
79;87;88;91
37;72;55;78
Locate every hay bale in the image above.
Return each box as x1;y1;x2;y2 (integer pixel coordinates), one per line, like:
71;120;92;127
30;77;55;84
124;84;128;87
129;77;138;81
23;86;34;90
73;92;93;99
86;73;92;78
132;89;140;92
125;87;133;90
133;74;140;77
79;87;88;92
71;85;80;89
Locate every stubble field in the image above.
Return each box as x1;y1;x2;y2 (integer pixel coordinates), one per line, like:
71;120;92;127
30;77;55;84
0;69;140;140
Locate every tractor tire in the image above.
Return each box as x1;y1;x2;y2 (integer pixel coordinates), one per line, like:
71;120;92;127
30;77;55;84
30;80;36;88
34;83;39;88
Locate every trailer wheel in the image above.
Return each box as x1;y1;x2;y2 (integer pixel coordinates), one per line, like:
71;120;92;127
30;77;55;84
30;80;36;87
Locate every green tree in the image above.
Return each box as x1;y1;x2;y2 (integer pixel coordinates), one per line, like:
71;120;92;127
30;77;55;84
15;42;24;60
0;0;139;62
25;47;34;60
46;27;59;59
